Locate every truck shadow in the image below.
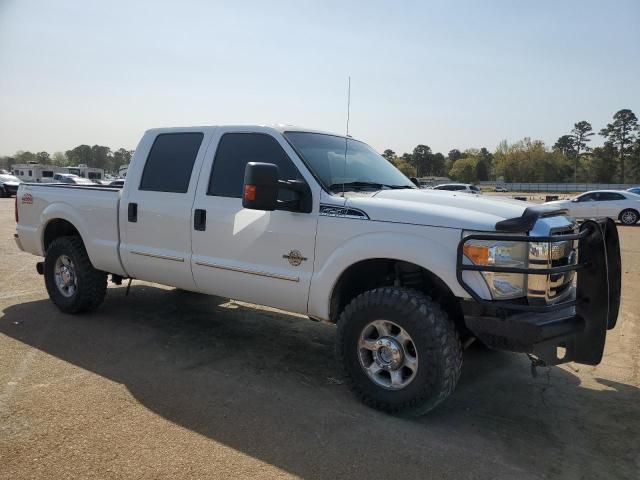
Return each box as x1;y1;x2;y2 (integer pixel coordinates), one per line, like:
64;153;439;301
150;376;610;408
1;285;638;479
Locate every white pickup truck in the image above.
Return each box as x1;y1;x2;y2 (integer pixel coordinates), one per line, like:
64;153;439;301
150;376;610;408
14;125;622;414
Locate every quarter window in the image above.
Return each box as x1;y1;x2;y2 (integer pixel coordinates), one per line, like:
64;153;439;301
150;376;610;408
139;133;204;193
208;133;300;198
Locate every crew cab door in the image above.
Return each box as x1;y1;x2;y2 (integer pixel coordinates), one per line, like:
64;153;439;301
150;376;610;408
119;129;212;289
190;128;320;314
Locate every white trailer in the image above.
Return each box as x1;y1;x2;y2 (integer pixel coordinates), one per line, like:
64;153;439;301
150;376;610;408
12;164;104;183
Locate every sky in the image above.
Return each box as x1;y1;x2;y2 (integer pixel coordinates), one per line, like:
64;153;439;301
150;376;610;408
0;0;638;157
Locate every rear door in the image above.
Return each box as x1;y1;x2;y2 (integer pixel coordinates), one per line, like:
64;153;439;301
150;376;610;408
120;129;213;289
190;128;320;314
596;192;626;218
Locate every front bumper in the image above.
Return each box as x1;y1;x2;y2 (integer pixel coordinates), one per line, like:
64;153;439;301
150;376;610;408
457;218;621;366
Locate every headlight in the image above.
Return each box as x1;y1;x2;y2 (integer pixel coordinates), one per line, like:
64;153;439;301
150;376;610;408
462;233;528;300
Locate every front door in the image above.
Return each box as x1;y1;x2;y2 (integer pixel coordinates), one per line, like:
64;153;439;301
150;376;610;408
569;192;598;219
191;128;320;314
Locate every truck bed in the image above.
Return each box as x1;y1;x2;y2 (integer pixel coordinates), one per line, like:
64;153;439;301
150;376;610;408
15;183;126;277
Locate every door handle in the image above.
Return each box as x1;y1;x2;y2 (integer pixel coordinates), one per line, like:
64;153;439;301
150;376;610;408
194;209;206;231
128;203;138;222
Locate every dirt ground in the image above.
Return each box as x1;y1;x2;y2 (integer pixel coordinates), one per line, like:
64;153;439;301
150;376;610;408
0;198;638;480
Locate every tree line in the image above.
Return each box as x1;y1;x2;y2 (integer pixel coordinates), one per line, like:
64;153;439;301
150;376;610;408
0;145;134;174
1;109;638;184
382;109;640;184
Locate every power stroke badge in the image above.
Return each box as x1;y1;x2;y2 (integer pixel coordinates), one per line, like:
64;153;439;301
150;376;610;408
283;250;307;267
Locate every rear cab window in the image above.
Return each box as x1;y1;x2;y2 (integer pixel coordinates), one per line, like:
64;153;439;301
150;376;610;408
140;133;204;193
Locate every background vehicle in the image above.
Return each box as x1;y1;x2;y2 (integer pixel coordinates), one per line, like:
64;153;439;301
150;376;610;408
0;173;21;197
546;190;640;225
108;179;125;188
14;125;621;415
52;173;96;185
627;187;640;195
433;183;482;194
494;185;508;192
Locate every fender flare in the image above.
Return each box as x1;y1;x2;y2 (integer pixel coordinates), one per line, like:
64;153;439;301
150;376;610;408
307;230;489;321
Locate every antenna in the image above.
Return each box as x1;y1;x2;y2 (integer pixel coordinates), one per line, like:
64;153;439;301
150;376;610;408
346;76;351;137
342;76;351;197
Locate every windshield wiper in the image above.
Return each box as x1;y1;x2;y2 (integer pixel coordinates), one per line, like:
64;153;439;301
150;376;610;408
328;181;414;191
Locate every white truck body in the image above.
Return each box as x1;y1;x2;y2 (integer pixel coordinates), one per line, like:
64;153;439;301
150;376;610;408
14;125;621;414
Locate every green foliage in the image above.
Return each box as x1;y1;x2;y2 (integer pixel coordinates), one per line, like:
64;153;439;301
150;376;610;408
391;159;416;177
411;144;432;177
14;151;38;164
554;135;576;157
600;109;638;183
475;159;489;181
51;152;68;166
6;144;133;174
382;149;396;162
448;149;463;162
588;145;619;183
448;157;475;182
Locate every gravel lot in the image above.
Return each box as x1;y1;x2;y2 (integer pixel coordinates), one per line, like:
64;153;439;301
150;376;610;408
1;197;638;479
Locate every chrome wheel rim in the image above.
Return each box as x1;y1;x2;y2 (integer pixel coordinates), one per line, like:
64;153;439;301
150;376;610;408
621;211;637;224
358;320;418;390
54;255;77;297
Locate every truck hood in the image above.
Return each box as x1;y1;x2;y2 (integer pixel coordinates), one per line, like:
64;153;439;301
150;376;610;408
345;189;533;231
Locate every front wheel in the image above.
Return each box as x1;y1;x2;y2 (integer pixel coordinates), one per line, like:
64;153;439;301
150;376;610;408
337;287;462;415
44;236;107;313
619;209;639;225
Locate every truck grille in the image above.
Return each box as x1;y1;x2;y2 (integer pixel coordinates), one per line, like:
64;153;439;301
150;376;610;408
528;226;578;304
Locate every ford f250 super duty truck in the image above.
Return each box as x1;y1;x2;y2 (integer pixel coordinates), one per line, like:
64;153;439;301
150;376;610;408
14;125;622;414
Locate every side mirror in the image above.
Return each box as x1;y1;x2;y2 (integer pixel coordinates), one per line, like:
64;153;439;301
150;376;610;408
409;176;420;187
243;162;279;211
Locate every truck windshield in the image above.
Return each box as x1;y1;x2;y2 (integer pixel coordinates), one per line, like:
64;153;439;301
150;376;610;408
284;131;415;192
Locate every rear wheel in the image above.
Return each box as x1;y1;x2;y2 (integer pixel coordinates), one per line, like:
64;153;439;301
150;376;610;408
337;287;462;415
619;209;639;225
44;236;107;313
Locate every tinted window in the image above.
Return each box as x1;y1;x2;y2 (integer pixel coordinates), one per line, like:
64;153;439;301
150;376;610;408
42;171;53;177
139;133;203;193
598;192;625;201
577;193;596;202
208;133;300;198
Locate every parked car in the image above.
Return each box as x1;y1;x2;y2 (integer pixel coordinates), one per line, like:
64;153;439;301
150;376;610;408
0;173;21;197
546;190;640;225
108;179;125;188
433;183;481;194
626;187;640;195
494;185;508;192
14;125;621;415
53;173;97;185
